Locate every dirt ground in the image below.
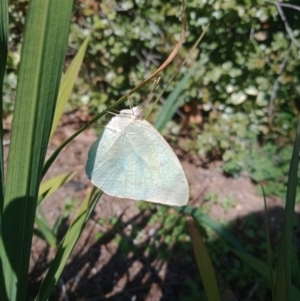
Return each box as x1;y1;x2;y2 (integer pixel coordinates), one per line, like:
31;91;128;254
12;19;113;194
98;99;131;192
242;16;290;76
3;114;295;301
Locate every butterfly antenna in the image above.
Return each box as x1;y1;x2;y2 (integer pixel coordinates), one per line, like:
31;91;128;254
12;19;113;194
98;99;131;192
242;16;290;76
126;93;134;109
145;77;161;119
146;77;161;106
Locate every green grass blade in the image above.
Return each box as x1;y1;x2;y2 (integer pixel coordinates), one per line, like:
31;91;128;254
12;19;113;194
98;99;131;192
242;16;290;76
275;117;300;301
50;36;90;139
34;215;57;248
233;249;300;301
234;249;271;282
0;0;8;206
0;1;73;300
180;206;246;251
154;61;201;132
261;185;275;299
186;216;220;301
292;246;300;287
38;172;77;205
42;107;112;178
35;189;102;301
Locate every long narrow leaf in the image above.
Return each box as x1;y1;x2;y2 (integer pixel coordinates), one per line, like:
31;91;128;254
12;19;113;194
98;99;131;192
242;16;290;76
234;249;300;301
179;206;246;251
275;118;300;301
0;1;73;300
154;61;201;132
234;249;271;282
0;0;8;206
35;189;101;301
183;205;300;300
50;36;90;139
291;246;300;287
186;216;220;301
34;216;57;248
38;172;77;204
261;185;275;299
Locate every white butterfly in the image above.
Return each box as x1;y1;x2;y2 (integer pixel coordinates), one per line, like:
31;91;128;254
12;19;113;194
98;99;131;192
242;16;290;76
86;106;189;206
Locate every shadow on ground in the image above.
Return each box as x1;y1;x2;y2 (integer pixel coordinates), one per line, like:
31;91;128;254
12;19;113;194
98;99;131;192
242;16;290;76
27;204;300;301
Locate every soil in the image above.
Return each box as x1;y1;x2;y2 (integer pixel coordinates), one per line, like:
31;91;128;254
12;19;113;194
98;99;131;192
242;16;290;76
3;114;297;301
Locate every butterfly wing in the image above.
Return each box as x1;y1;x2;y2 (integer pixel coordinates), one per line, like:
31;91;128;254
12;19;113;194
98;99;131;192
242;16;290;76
86;113;189;206
130;120;189;206
86;117;160;200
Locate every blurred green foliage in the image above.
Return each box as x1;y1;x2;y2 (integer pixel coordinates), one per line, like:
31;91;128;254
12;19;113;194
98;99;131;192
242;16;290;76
4;0;300;199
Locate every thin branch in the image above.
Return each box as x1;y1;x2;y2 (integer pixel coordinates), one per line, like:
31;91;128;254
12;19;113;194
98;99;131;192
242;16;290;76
265;0;300;12
264;1;298;123
267;1;300;48
278;2;300;12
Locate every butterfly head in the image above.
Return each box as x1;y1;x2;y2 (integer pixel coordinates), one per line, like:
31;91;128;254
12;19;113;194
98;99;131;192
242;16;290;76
131;106;143;119
119;106;143;120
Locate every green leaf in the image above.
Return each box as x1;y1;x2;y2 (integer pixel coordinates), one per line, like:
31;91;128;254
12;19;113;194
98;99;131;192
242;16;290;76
233;249;300;301
230;91;247;105
0;0;8;205
154;61;201;132
275;118;300;301
50;36;90;139
186;216;220;301
180;205;246;251
35;189;102;301
0;1;73;300
34;208;57;248
38;172;77;204
233;249;271;281
261;185;275;299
